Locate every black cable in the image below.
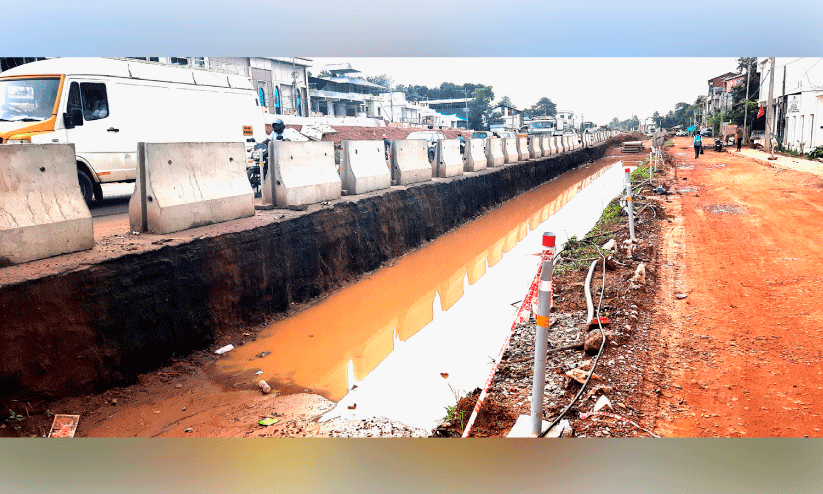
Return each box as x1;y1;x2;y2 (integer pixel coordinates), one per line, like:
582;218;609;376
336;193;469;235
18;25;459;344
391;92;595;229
538;246;608;437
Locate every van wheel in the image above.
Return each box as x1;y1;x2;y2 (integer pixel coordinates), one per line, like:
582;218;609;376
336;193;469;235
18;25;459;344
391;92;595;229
428;148;435;162
77;169;94;204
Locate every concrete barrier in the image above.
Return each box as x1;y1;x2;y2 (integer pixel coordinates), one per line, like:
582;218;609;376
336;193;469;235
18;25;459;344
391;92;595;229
545;135;555;155
434;139;464;178
528;136;541;159
516;136;529;161
537;135;548;157
391;139;432;185
263;140;341;208
340;140;391;195
464;138;487;172
485;138;505;167
129;142;254;235
0;144;93;265
503;138;518;164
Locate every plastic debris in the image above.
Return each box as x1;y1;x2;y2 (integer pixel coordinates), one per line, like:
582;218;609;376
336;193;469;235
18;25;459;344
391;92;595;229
258;351;271;358
214;344;234;355
258;418;279;426
602;239;616;251
255;370;264;375
48;414;80;438
593;395;612;412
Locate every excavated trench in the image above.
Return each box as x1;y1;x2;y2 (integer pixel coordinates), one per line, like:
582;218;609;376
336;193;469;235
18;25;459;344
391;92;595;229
0;137;632;405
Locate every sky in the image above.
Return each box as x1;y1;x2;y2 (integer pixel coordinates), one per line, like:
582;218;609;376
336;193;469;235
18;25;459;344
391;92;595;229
308;58;740;125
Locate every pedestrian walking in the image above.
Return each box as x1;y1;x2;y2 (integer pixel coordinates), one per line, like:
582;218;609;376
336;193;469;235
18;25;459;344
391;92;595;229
694;133;702;159
736;127;743;152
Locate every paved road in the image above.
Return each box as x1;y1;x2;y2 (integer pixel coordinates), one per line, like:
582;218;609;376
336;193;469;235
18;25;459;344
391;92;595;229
90;183;134;219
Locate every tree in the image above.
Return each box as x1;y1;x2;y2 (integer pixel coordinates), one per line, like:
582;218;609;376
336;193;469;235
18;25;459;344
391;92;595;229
736;57;758;74
652;111;662;127
497;95;514;109
523;97;557;119
366;74;394;89
468;86;495;130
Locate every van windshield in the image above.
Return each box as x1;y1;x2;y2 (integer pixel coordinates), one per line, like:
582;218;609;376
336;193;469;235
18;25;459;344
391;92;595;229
0;78;60;122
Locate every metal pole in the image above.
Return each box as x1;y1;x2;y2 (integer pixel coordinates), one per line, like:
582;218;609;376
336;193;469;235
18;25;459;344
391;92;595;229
625;168;635;240
531;232;555;436
766;57;776;160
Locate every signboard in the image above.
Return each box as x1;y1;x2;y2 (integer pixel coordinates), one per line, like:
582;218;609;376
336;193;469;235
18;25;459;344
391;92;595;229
243;125;253;136
788;94;801;114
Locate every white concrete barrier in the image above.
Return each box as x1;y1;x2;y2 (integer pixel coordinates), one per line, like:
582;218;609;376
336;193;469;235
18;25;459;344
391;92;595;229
544;136;558;154
503;138;518;164
434;139;464;178
129;142;254;235
528;136;541;159
0;144;93;265
556;136;565;153
263;140;341;208
516;136;529;161
464;138;487;172
485;138;505;167
391;139;432;185
340;140;391;195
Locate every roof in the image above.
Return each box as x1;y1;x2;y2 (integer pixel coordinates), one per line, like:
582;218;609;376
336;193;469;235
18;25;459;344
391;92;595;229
426;98;472;105
708;72;737;82
0;57;254;90
264;57;312;67
320;63;360;74
311;75;387;89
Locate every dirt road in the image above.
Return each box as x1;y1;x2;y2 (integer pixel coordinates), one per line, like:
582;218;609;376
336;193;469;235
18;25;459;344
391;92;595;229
653;137;823;437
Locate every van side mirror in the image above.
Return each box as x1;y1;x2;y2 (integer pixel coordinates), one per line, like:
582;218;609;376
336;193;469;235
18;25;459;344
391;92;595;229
63;108;83;129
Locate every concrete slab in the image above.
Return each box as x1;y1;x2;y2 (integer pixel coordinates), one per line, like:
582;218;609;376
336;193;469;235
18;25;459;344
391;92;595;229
516;136;530;161
390;139;432;185
0;144;93;265
528;136;541;159
264;140;342;208
340;140;391;195
503;138;519;164
507;415;572;438
555;136;565;154
464;138;487;172
129;142;255;234
485;138;505;167
434;139;464;178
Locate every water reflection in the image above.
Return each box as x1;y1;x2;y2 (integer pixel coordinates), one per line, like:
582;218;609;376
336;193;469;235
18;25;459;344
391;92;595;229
217;162;614;401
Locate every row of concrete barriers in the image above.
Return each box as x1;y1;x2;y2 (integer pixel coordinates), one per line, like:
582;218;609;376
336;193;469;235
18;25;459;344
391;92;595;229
0;131;618;266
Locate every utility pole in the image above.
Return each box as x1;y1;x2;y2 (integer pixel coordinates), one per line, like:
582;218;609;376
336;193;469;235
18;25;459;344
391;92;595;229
743;60;751;144
766;57;776;160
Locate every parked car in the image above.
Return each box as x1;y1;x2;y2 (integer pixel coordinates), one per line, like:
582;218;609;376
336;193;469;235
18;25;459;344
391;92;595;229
700;128;713;137
406;130;447;161
471;131;491;139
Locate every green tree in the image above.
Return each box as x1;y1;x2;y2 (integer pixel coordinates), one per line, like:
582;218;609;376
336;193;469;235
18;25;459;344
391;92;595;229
497;95;514;109
366;74;394;89
468;86;495;130
523;97;557;119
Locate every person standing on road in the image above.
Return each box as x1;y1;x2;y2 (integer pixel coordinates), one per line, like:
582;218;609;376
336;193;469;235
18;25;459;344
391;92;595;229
694;132;702;159
736;127;743;152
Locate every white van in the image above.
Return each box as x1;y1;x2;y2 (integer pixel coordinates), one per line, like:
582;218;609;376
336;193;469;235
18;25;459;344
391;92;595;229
0;57;267;202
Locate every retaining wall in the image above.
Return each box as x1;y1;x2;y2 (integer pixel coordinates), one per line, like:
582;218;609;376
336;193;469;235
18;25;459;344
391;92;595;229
0;136;630;402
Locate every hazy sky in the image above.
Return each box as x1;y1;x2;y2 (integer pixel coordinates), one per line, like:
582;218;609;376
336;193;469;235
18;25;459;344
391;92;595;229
309;58;740;124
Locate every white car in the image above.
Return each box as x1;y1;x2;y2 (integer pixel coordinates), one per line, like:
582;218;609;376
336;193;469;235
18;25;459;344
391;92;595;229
406;130;447;161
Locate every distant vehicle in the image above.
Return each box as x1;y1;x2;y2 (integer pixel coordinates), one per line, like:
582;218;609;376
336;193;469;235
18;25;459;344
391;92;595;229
700;128;713;137
675;130;687;136
580;121;597;133
0;57;266;204
406;130;447;161
527;117;557;136
471;131;491;139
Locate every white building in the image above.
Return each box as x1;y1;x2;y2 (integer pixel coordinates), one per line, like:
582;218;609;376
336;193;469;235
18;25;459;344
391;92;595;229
759;58;823;152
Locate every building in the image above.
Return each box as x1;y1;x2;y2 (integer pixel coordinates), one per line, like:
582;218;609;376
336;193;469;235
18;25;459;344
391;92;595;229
308;63;388;118
555;110;576;133
707;71;744;115
490;103;523;131
205;57;311;116
420;98;471;128
758;57;823;152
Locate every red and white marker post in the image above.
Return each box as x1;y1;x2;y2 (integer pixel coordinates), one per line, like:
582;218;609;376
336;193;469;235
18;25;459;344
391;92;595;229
625;168;636;240
530;232;555;435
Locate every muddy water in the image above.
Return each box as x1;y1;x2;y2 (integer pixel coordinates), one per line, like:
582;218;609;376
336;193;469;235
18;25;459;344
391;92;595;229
217;157;627;429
